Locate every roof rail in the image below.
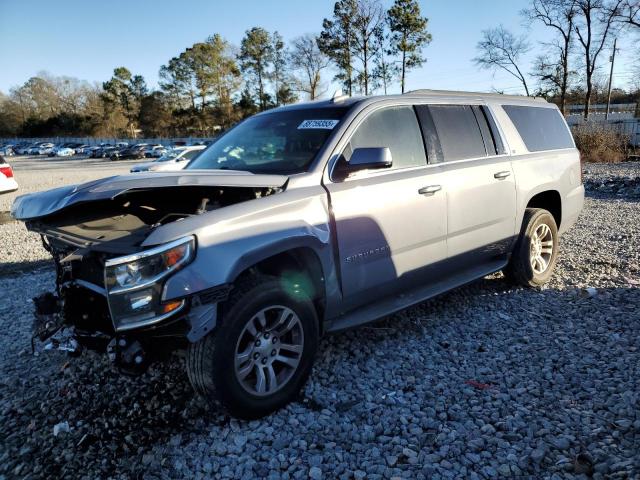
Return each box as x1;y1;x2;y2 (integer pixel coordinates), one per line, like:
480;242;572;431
404;89;547;103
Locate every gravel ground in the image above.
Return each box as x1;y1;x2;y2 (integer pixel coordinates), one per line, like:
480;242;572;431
0;158;639;479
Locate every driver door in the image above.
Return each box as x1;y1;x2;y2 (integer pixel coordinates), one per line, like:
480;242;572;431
324;105;448;312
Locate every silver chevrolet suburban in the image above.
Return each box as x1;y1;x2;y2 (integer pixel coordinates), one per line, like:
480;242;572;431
12;90;584;418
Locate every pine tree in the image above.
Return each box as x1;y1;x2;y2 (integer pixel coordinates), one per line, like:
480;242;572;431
387;0;432;93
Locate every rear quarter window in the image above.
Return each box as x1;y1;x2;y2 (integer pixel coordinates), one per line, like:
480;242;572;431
503;105;574;152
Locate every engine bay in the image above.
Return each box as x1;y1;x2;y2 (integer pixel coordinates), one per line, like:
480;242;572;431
26;185;280;254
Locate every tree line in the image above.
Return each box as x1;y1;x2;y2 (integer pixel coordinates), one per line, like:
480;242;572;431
473;0;640;119
0;0;431;138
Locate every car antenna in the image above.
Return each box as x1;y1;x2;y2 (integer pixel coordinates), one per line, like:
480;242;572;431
331;89;349;103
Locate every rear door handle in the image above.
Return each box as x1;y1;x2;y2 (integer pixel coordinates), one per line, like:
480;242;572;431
418;185;442;196
494;171;511;180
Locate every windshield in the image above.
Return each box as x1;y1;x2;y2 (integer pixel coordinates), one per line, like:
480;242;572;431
187;107;350;174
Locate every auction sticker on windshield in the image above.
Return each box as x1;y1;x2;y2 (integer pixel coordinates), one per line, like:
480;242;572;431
298;120;340;129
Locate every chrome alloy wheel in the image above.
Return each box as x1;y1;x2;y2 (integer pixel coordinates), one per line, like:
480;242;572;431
530;223;554;274
234;305;304;396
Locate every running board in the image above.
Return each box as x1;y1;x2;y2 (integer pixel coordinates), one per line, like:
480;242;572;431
325;258;508;333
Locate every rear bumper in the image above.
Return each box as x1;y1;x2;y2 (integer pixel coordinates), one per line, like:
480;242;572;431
559;184;585;235
0;178;19;194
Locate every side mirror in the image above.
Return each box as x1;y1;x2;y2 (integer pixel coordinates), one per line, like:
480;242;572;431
348;147;393;172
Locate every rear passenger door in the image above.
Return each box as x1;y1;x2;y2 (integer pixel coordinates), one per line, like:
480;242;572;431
416;104;517;270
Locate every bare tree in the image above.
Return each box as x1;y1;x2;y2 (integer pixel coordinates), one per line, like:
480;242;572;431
290;35;329;100
523;0;578;113
473;26;532;96
573;0;623;119
613;0;640;27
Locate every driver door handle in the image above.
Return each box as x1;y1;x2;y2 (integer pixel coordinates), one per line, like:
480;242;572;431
418;185;442;196
494;171;511;180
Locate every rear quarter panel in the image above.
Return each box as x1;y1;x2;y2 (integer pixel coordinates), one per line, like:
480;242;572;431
490;103;584;235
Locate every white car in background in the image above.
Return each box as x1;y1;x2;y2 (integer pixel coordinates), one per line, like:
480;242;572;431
130;145;205;173
37;143;55;155
144;144;167;158
55;147;76;157
0;156;18;194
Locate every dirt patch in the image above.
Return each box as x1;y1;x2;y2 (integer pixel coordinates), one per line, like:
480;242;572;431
0;211;13;225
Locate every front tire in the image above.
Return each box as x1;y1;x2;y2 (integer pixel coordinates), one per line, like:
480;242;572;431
187;276;319;419
504;208;559;287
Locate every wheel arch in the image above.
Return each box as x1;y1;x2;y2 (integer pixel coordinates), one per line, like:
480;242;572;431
229;242;329;331
525;190;562;229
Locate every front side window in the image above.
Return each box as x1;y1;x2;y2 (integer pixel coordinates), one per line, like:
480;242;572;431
343;106;427;170
187;107;350;174
503;105;574;152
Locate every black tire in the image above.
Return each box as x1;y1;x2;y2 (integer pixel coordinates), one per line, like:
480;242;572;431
504;208;559;287
187;275;319;419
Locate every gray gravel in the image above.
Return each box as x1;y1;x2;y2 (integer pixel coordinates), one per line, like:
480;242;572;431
0;158;639;479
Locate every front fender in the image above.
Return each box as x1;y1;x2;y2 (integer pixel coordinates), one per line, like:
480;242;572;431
156;186;335;302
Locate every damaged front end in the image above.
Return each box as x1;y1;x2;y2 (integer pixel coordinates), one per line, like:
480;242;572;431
14;172;286;373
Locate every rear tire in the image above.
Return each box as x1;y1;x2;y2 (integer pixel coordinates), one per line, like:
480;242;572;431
504;208;559;287
187;275;319;419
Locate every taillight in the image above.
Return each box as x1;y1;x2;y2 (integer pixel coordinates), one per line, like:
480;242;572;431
579;152;583;185
0;166;13;178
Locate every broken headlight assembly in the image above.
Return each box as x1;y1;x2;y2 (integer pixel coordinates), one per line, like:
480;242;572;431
104;236;195;331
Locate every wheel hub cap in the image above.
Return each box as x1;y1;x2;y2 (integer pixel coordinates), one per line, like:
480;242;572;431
530;223;554;274
234;305;304;396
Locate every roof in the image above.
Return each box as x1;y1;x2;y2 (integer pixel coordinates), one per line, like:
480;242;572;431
264;89;547;115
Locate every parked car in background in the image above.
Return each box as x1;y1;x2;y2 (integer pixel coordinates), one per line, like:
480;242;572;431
110;144;147;160
48;143;73;157
26;142;50;155
74;145;91;155
15;143;36;155
37;143;56;155
87;146;103;157
130;145;206;172
91;145;115;158
0;156;18;194
56;147;76;157
144;145;167;158
0;144;15;156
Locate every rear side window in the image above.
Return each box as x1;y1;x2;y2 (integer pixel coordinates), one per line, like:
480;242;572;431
345;106;426;170
427;105;487;161
503;105;574;151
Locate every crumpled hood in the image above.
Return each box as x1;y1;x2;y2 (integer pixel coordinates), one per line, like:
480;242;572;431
11;170;288;220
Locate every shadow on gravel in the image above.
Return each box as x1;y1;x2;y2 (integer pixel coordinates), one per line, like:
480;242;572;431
584;190;640;202
583;185;640;203
0;259;53;277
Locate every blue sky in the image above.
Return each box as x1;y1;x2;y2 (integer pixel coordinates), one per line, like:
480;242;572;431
0;0;636;96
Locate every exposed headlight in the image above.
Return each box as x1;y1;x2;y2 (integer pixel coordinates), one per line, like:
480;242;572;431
104;237;195;330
